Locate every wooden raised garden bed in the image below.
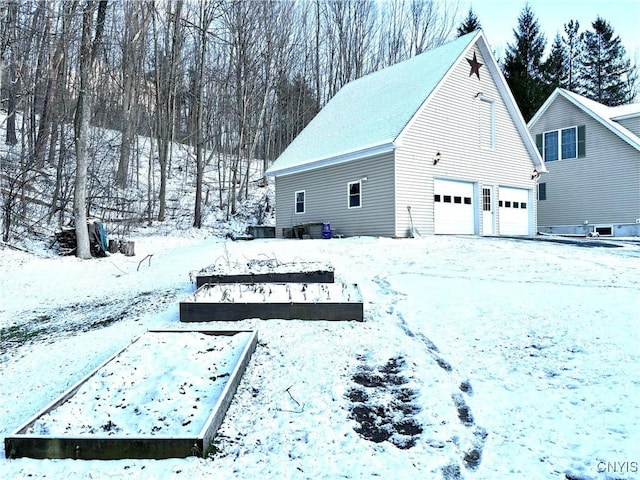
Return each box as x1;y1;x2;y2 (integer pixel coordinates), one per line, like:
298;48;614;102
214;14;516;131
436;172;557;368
4;329;258;460
180;282;363;322
195;259;334;288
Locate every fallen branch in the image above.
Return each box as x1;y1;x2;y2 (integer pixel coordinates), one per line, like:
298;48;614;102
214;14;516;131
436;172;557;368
279;385;304;413
137;254;153;271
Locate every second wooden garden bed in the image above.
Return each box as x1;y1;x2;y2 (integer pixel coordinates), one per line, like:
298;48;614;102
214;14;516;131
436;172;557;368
180;282;363;322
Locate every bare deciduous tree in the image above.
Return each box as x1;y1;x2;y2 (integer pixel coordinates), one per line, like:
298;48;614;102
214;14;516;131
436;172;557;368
74;0;107;259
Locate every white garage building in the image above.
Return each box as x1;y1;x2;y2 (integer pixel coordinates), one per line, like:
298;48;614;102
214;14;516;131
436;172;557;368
266;31;545;238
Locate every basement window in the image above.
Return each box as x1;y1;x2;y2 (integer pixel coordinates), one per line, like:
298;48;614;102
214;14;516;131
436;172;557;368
595;226;613;236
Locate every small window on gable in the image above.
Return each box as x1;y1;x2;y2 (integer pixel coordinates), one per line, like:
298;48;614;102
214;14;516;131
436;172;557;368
479;98;495;150
348;181;361;208
295;190;305;214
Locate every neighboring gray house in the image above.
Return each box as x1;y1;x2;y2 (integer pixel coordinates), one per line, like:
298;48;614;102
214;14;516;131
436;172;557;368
265;31;545;238
529;88;640;237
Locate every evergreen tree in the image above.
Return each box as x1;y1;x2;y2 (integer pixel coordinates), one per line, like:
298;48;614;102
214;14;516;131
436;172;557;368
543;33;567;89
563;20;582;91
457;7;481;37
502;4;550;121
579;16;633;106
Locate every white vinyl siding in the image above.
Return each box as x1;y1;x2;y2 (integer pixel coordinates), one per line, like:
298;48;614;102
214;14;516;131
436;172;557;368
394;45;536;236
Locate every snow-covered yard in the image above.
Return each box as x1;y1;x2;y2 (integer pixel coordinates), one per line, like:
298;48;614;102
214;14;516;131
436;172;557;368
1;234;639;479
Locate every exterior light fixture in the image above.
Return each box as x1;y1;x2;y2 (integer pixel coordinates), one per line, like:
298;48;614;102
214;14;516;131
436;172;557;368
531;169;539;180
433;152;441;165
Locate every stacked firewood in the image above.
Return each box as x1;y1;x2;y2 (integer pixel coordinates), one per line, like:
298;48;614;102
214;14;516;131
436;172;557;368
53;227;80;256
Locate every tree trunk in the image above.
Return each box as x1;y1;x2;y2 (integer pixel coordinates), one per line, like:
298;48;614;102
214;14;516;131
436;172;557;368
73;0;107;259
116;2;151;188
4;2;18;146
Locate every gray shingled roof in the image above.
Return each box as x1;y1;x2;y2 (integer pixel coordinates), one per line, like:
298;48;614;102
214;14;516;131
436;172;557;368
266;31;479;176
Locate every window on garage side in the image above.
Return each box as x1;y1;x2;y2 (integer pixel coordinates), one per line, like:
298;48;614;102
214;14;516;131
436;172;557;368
348;180;361;208
295;190;305;213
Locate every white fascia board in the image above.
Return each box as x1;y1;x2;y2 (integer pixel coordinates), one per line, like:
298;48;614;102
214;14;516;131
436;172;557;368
265;142;396;177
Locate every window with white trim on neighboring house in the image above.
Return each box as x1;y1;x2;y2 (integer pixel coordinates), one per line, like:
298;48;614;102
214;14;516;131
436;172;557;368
536;125;586;162
295;190;305;213
348;180;361;208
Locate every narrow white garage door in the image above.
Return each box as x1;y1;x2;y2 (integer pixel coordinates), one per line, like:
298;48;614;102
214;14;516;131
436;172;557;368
498;187;530;235
434;179;474;234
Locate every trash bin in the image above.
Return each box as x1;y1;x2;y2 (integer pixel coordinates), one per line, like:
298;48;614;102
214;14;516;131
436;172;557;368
322;222;332;239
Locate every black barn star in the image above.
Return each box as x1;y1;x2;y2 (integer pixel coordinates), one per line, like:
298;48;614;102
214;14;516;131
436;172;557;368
466;52;483;80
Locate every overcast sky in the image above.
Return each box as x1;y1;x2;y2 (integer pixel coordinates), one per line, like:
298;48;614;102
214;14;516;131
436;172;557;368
467;0;640;62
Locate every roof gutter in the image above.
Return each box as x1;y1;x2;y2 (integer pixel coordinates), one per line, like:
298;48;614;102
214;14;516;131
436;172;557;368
265;142;396;177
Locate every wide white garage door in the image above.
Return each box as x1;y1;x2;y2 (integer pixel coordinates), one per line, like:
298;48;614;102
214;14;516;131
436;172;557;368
434;179;474;234
498;187;530;235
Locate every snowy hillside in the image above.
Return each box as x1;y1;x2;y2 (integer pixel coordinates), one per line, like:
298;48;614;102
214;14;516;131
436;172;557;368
0;111;275;252
1;232;639;480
